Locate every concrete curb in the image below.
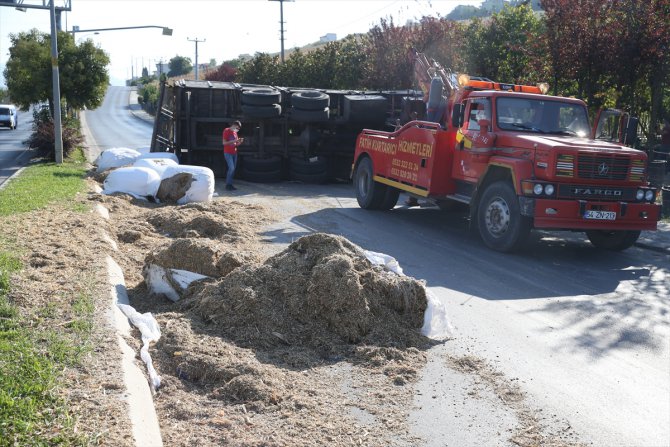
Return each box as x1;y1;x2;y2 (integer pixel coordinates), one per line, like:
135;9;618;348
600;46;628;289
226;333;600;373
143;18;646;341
94;204;164;447
128;89;156;126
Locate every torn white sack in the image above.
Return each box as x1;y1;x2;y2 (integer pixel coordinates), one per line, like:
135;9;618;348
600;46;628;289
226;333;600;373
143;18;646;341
144;264;209;302
364;250;404;276
160;165;215;204
364;249;451;340
117;303;162;390
421;289;453;340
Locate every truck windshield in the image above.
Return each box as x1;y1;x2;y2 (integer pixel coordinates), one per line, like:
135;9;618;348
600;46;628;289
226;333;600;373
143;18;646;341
496;97;590;137
0;108;9;114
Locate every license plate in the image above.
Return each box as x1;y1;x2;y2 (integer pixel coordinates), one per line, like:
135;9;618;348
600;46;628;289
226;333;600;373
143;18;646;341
584;210;616;220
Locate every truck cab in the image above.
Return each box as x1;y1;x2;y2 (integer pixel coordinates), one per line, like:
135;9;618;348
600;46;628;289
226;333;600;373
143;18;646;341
353;77;661;252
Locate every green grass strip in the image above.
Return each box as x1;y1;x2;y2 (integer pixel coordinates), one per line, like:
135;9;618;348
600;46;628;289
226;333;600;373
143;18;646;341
0;151;90;445
0;153;87;216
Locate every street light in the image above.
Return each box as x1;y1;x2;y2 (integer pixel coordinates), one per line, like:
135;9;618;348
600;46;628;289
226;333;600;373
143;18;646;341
69;25;173;36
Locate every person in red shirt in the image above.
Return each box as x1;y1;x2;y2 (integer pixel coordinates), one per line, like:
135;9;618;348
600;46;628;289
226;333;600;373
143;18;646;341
222;120;244;190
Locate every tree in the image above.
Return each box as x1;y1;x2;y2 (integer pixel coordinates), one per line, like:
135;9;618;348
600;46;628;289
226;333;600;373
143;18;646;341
204;63;237;82
3;29;109;112
167;55;192;77
142;67;149;78
0;87;10;103
463;4;547;84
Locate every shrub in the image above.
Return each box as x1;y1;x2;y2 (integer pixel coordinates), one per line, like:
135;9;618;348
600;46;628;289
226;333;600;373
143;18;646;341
25;107;84;159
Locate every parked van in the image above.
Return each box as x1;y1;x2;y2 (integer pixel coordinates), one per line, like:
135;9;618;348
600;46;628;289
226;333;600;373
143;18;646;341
0;104;18;130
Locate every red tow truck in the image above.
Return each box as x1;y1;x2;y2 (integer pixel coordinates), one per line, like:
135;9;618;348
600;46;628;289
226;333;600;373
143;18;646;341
352;52;661;252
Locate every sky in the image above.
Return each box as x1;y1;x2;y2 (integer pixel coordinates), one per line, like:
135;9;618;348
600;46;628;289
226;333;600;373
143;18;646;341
0;0;482;87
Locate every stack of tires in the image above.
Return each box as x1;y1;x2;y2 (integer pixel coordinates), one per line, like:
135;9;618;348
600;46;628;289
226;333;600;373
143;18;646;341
241;88;282;119
289;155;329;184
290;90;330;123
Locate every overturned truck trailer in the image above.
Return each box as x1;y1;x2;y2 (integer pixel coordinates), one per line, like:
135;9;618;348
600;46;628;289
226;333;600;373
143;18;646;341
150;80;425;182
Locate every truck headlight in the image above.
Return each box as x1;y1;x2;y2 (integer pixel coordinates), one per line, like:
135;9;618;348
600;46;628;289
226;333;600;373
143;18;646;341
533;184;543;195
544;184;555;196
645;190;654;202
636;189;645;201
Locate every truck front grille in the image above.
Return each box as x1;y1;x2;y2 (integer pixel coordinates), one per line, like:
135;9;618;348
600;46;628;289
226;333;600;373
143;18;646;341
558;184;636;201
577;155;630;181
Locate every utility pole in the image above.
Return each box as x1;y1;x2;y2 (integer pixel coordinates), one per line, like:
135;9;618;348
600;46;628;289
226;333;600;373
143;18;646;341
50;0;64;163
269;0;294;63
187;37;205;80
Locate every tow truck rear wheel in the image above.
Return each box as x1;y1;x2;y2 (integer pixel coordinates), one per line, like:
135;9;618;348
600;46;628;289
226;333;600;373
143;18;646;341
586;230;640;251
477;181;531;252
354;157;387;209
379;187;400;210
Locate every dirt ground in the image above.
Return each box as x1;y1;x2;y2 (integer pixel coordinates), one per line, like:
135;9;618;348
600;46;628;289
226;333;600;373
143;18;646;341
4;174;587;446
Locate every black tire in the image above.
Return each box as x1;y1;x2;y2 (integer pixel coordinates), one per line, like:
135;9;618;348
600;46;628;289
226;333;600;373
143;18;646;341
242;155;282;173
241;168;282;183
379;187;400;210
477;181;531;252
242;104;282;119
291;91;329;110
241;88;281;106
289;170;330;184
354;157;387;210
586;230;640;251
290;107;329;123
289;156;328;175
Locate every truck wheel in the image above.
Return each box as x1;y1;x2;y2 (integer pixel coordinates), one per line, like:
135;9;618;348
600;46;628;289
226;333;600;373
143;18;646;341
586;230;640;251
477;181;531;252
241;88;281;106
291;91;329;110
354;157;387;209
379;187;400;210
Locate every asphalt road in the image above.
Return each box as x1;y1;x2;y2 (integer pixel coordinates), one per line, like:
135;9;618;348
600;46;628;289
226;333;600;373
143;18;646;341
87;86;670;447
0;109;35;187
81;85;153;161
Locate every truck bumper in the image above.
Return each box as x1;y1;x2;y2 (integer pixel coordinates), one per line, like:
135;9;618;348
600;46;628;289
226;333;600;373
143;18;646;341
530;198;661;231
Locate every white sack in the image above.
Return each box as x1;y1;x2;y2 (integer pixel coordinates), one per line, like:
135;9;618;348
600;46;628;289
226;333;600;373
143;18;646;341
95;147;141;173
137;151;180;164
103;166;161;197
364;249;451;340
161;164;215;204
144;264;209;302
117;303;162;390
364;250;404;276
134;157;179;178
421;289;453;340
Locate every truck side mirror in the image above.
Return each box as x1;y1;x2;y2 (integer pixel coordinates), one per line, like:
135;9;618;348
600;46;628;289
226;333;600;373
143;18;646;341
622;116;638;147
451;103;464;127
